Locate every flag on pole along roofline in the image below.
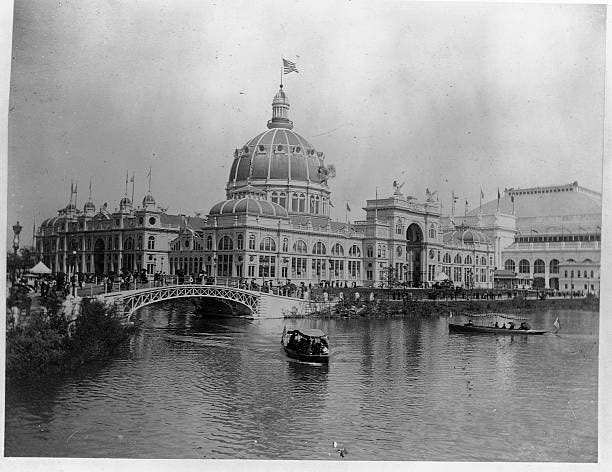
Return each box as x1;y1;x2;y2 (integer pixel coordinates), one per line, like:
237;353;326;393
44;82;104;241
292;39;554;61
480;189;484;199
283;58;299;74
346;202;351;212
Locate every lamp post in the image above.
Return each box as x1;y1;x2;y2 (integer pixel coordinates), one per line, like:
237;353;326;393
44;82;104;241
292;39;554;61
12;221;22;282
71;250;77;296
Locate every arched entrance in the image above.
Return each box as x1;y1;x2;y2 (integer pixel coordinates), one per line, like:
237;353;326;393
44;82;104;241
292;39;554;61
94;238;105;274
406;223;424;287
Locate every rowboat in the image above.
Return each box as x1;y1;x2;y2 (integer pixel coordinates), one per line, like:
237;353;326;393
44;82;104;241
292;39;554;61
281;327;330;363
448;312;547;335
449;323;547;335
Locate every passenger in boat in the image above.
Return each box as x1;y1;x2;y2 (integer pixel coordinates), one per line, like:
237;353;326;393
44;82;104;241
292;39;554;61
494;322;500;328
466;320;474;327
519;322;531;330
508;322;515;330
501;323;507;329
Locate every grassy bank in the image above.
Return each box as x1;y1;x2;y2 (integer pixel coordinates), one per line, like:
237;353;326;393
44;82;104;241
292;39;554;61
6;296;133;378
311;295;599;319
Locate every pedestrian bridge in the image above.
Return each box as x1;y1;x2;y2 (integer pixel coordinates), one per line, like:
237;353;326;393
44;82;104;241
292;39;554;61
100;284;314;321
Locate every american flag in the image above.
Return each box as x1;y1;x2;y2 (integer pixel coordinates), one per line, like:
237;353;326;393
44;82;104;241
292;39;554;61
283;58;299;74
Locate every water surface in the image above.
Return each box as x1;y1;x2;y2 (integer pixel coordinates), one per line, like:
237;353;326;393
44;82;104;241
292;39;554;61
5;303;598;461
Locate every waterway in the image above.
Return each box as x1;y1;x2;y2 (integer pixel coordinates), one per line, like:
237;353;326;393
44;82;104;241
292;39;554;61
5;302;598;461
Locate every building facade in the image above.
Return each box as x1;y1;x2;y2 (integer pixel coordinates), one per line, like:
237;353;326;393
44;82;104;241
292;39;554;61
168;85;495;288
453;182;601;293
36;184;203;277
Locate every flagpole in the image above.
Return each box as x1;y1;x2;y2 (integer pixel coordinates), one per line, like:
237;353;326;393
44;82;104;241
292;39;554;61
131;172;135;203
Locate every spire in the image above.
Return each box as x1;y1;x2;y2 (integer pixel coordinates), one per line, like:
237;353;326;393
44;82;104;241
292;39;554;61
267;84;294;129
143;166;156;209
84;176;96;214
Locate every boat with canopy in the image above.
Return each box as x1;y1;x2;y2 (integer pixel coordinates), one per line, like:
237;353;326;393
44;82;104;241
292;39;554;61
448;312;547;335
281;327;330;363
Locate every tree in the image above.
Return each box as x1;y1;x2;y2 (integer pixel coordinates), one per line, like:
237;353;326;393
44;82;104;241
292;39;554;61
6;245;38;280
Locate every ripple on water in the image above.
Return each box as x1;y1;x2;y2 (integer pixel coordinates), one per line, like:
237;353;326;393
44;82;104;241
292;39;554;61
4;308;598;461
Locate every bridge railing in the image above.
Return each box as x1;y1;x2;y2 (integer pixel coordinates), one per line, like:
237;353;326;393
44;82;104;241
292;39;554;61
90;276;311;301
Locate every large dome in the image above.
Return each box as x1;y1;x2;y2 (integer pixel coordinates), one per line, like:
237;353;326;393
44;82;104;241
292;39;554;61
228;128;327;184
209;197;288;218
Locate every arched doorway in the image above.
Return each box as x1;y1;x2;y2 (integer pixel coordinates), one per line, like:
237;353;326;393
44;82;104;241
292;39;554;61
406;223;424;287
94;238;105;274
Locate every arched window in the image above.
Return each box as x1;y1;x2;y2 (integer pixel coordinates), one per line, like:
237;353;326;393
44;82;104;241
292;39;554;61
292;193;299;212
237;234;244;250
315;196;320;214
443;253;451;263
206;235;213;250
310;195;316;213
279;192;287;208
293;240;308;254
282;237;289;252
260;237;276;252
504;259;515;272
367;245;373;258
519;259;530;274
454;254;462;264
591;270;594;278
299;193;306;212
147;236;155;250
271;191;279;205
481;256;486;266
124;237;134;250
465;255;472;265
218;235;233;251
533;259;545;274
583;258;593;263
331;243;344;256
349;245;361;257
313;241;326;255
248;233;256;250
584;271;588;278
429;224;436;239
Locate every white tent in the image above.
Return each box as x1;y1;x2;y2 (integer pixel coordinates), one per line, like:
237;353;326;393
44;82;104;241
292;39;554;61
434;272;449;282
29;261;52;275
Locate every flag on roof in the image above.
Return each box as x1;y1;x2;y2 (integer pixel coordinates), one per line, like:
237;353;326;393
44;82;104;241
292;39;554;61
480;189;484;199
283;58;299;74
346;202;351;212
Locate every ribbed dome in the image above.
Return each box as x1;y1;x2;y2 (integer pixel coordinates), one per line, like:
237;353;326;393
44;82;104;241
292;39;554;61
228;128;326;184
209;197;289;218
444;227;490;246
83;201;96;212
120;196;132;205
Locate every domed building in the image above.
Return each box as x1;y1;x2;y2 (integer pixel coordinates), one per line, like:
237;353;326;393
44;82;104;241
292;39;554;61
169;84;495;288
450;181;601;293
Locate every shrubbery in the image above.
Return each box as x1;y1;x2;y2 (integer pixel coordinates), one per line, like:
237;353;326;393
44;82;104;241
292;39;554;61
6;299;131;378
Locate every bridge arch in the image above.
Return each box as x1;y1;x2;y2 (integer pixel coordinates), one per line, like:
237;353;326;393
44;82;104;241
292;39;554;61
104;285;261;322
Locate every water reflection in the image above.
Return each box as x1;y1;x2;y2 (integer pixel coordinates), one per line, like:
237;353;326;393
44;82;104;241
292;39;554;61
4;305;598;461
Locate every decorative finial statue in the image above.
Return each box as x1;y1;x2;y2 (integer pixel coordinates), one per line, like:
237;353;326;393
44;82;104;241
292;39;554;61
393;180;405;196
317;164;336;184
425;188;438;202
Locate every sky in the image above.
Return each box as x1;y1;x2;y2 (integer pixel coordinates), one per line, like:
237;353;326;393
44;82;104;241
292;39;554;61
5;0;607;248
